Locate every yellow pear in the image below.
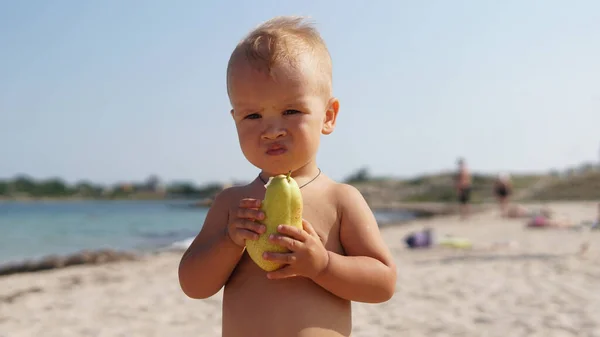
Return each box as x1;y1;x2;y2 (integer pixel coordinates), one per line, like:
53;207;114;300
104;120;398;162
245;171;303;271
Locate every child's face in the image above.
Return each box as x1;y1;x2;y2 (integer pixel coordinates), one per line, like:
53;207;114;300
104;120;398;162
228;56;338;175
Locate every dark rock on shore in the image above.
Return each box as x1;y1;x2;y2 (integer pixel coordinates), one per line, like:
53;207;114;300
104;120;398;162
0;249;139;277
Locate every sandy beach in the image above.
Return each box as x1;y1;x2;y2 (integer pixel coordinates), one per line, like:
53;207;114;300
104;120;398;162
1;201;598;337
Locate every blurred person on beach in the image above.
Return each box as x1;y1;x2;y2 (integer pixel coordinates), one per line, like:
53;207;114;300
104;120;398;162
178;16;397;337
593;203;600;229
519;206;583;230
504;203;581;229
454;158;472;219
526;212;577;229
494;172;512;215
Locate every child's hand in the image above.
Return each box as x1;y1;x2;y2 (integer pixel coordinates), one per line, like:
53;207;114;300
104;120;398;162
263;219;330;280
226;198;266;247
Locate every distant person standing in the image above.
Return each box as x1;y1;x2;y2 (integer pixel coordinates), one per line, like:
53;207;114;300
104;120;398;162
494;173;512;215
594;203;600;229
454;158;472;219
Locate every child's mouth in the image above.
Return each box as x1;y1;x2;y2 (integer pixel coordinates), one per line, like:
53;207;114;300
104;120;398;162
266;144;287;156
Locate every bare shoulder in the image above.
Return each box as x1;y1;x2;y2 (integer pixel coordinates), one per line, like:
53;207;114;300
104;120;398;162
330;182;378;233
330;182;371;213
309;179;369;213
207;185;241;214
330;182;395;265
193;183;255;241
212;184;253;208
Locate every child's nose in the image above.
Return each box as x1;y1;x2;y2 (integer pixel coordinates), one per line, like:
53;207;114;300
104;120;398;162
261;126;287;140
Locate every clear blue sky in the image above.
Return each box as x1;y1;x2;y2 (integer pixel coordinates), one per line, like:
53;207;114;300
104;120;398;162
1;1;599;186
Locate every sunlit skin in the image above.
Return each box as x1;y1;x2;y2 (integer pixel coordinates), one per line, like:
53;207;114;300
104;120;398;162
178;53;397;337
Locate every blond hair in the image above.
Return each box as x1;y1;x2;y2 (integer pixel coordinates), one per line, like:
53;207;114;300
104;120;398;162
226;16;333;95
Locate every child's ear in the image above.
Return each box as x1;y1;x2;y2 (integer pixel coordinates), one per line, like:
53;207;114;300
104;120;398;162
322;98;339;135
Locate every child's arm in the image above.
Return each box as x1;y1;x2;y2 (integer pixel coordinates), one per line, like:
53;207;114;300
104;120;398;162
178;189;245;299
313;184;397;303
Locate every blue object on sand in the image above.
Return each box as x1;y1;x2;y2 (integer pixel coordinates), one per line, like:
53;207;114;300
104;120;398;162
405;229;432;249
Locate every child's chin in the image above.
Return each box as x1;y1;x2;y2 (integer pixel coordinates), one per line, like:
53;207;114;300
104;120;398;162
260;164;294;176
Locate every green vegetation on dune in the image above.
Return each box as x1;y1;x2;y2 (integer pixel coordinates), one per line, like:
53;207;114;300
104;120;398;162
0;175;222;201
526;171;600;201
349;172;493;204
345;165;600;204
2;163;598;203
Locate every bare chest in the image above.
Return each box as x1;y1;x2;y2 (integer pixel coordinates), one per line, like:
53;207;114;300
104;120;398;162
222;190;351;336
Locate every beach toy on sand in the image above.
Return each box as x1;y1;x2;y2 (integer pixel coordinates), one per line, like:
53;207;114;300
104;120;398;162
404;229;433;249
438;236;473;249
245;172;303;272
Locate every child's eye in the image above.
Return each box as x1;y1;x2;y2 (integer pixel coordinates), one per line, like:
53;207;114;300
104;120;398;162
284;109;301;115
245;113;261;120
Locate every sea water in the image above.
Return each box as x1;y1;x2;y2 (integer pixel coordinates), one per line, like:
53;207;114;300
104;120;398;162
0;200;415;265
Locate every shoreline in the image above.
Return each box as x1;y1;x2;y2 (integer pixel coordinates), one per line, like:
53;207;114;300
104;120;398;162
0;206;432;277
0;196;504;220
0;198;464;216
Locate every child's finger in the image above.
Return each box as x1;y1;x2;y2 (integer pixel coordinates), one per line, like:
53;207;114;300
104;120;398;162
266;266;296;280
239;198;261;209
236;219;265;234
301;219;318;237
236;207;265;220
268;234;302;251
238;229;260;241
277;224;307;241
263;251;296;264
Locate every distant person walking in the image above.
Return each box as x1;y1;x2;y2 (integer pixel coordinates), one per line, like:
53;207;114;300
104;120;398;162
494;173;512;215
454;158;472;219
594;203;600;229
